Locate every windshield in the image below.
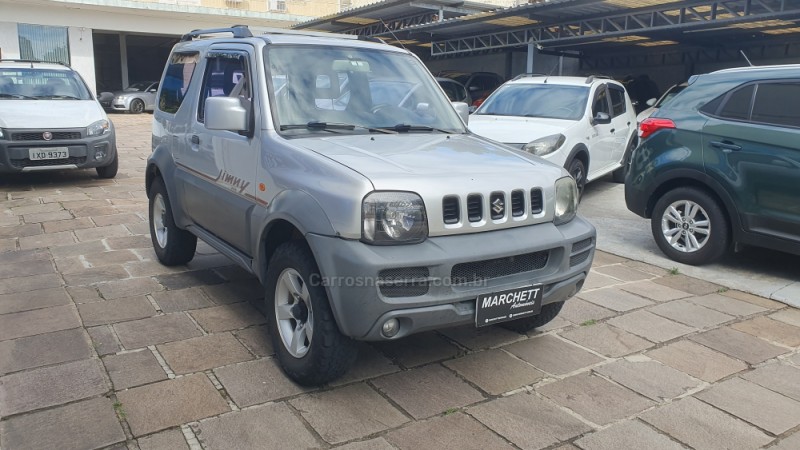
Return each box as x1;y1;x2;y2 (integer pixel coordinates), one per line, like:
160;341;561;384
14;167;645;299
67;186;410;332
475;84;590;121
656;85;687;108
0;68;92;100
125;82;152;91
266;45;465;134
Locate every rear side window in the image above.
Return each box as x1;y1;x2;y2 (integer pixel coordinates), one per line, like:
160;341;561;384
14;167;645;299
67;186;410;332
751;83;800;128
609;86;626;117
717;85;754;121
158;52;199;114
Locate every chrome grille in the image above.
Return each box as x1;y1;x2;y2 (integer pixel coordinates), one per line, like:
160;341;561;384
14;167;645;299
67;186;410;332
467;194;482;222
511;190;525;217
530;188;543;214
451;251;549;285
442;196;460;225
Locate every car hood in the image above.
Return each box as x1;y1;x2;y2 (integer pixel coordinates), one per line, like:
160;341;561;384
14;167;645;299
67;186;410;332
296;132;563;190
468;115;577;144
0;100;107;129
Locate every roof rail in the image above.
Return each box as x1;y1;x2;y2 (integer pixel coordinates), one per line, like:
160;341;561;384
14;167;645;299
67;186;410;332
512;73;547;81
0;59;70;67
585;74;612;84
180;25;253;42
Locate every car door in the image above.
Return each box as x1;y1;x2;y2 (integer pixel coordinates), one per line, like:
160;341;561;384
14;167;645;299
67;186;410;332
182;45;259;254
702;80;800;243
608;84;633;164
587;84;615;178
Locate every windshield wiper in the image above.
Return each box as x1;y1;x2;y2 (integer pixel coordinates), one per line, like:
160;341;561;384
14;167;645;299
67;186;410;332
41;95;81;100
280;121;396;134
0;93;38;100
383;124;453;134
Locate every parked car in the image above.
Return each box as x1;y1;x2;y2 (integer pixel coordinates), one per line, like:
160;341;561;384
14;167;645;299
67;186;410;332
100;81;159;114
435;77;471;105
0;59;118;178
469;74;639;197
626;64;800;265
636;82;687;125
438;71;503;108
147;26;596;385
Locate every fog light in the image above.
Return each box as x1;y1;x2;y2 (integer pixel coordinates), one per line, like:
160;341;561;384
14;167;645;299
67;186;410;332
381;318;400;337
94;149;107;161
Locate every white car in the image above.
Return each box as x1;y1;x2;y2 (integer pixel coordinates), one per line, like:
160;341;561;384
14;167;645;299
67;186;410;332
469;75;639;195
636;82;687;125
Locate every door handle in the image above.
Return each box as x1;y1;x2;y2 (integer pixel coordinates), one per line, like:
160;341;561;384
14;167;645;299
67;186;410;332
191;135;200;145
610;128;615;133
710;140;741;152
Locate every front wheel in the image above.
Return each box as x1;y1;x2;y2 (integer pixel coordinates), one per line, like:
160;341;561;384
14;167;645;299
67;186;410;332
96;152;118;179
500;301;565;333
148;178;196;266
650;187;730;265
130;99;145;114
265;241;357;386
567;158;587;200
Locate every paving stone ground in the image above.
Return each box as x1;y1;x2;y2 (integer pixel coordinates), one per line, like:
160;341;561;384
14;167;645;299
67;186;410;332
0;114;799;449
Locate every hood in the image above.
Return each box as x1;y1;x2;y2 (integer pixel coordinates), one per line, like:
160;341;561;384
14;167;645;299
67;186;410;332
468;115;578;145
0;100;107;129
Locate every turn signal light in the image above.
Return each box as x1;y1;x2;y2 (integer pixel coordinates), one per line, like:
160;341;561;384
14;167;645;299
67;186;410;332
639;118;676;140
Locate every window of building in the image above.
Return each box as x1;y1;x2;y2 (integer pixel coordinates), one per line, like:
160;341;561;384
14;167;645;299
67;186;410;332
751;82;800;128
609;86;626;117
269;0;286;11
18;24;70;66
340;0;352;10
158;52;199;114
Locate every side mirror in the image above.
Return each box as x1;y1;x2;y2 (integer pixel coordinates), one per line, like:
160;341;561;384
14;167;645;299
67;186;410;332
452;102;469;125
205;97;248;132
646;98;657;107
148;88;158;93
592;111;611;125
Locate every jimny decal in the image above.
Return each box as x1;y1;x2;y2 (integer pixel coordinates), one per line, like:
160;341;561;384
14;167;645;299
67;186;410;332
219;170;250;194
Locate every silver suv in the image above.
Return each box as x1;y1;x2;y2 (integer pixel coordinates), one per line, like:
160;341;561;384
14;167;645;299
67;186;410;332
147;26;596;385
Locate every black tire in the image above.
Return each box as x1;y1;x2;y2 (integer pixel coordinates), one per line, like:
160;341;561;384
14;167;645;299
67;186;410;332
148;178;196;266
265;241;357;386
650;187;730;265
130;99;145;114
500;301;565;333
612;136;637;183
567;158;587;200
96;151;118;179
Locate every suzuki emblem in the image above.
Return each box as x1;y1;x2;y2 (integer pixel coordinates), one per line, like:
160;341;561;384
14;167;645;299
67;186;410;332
492;198;504;215
42;131;53;141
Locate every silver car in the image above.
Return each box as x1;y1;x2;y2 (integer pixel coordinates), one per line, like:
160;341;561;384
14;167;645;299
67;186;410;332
102;81;158;114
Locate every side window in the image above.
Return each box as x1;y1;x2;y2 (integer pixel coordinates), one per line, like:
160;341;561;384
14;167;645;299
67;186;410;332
609;87;626;117
718;85;754;121
197;52;250;123
751;82;800;128
158;52;199;114
592;86;610;116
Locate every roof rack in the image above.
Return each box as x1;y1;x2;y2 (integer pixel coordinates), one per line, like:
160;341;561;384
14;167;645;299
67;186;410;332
0;59;70;67
512;73;547;81
585;75;612;84
180;25;253;42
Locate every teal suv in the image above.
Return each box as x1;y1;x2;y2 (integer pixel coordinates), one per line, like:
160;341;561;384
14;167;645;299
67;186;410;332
625;65;800;265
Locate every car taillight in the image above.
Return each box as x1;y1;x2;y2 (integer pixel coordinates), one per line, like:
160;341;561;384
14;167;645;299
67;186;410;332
639;118;676;140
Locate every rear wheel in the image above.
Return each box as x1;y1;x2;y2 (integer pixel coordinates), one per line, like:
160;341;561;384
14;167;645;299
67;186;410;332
500;301;565;333
130;99;145;114
148;178;196;266
650;187;729;265
567;158;587;200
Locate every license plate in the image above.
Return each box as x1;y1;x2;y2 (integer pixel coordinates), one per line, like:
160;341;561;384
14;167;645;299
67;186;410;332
476;285;543;327
29;148;69;160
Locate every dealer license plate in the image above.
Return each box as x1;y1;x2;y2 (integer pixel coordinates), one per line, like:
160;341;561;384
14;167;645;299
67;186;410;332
29;147;69;160
476;285;542;327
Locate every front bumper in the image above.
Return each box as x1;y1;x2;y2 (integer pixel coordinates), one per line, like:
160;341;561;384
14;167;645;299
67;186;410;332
307;216;596;340
0;127;117;173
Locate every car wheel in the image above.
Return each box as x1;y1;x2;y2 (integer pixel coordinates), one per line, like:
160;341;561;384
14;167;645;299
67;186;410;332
612;136;637;183
500;301;565;333
650;187;730;265
130;99;145;114
148;178;197;266
567;158;586;200
96;151;118;179
265;241;357;386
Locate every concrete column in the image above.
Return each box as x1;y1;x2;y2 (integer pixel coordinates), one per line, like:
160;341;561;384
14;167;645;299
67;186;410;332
526;42;534;73
119;32;128;88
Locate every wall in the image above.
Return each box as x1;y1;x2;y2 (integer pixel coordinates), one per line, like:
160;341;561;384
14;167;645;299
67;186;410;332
67;26;96;94
424;53;510;78
0;22;20;59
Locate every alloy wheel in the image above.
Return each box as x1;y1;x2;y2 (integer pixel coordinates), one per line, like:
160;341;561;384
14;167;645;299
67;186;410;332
660;200;711;253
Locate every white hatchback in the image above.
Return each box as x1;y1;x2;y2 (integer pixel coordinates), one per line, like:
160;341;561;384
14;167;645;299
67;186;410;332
469;75;638;196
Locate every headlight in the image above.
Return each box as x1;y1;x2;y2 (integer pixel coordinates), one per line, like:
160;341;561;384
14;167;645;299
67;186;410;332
362;191;428;245
116;95;127;101
87;119;109;137
0;129;4;139
522;134;566;156
554;177;578;225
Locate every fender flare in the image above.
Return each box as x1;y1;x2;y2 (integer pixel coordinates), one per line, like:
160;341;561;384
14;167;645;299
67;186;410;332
564;143;590;171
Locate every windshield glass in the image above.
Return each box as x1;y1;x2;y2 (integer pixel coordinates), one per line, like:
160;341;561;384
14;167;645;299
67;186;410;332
0;68;91;100
266;45;465;134
475;84;590;121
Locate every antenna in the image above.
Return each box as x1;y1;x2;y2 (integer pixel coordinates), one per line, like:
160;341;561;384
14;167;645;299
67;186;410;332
543;62;559;83
740;50;754;67
380;19;407;51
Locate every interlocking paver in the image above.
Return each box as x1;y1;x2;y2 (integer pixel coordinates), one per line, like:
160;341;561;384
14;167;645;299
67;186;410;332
558;298;617;325
582;271;621;290
21;210;73;224
372;364;484;419
647;300;734;329
689;327;787;364
0;328;93;375
741;363;800;402
468;392;592;449
504;334;604;375
560;323;652;357
41;217;94;233
0;273;62;295
385;412;514;450
591;251;627;266
116;373;229;436
594;359;701;401
0;287;71;314
593;264;653;282
574;420;686;450
376;331;460;368
688;293;767;317
641;397;772;450
104;349;168;390
289;383;409;444
619;280;692;302
158;333;253;374
335;437;396;450
200;279;264;304
232;325;273;357
97;277;163;299
151;287;213;312
214;358;310;407
731;316;800;347
333;343;399;386
0;248;48;263
137;429;189;450
48;240;107;258
0;223;42;238
189;302;266;333
0;397;125;450
0;358;109;416
0;258;54;280
444;348;545;395
197;403;321;450
87;325;121;355
538;373;655;426
156;269;225;290
722;290;786;310
770;308;800;327
652;275;721;296
62;265;130;286
113;313;203;349
768;432;800;450
439;324;523;350
0;304;80;341
78;295;156;326
93;212;143;226
608;310;695;343
647;340;746;382
82;249;140;266
578;287;654;312
696;377;800;435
